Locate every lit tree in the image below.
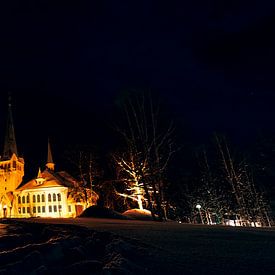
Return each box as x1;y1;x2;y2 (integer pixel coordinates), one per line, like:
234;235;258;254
114;93;176;220
112;151;147;210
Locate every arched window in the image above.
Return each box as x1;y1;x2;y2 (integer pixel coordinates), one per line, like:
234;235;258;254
27;195;30;203
53;193;56;202
37;195;40;203
42;194;45;202
22;196;25;204
57;193;61;202
33;195;36;203
48;194;51;202
18;196;21;204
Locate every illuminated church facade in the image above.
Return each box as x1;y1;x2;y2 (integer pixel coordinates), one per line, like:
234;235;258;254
0;101;98;218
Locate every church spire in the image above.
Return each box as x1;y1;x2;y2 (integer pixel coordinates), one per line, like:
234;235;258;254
3;94;18;159
37;167;42;178
46;139;55;171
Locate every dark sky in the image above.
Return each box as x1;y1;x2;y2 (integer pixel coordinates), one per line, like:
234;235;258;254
1;1;275;177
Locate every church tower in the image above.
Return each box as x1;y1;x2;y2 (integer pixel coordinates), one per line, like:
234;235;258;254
46;139;55;171
0;96;24;195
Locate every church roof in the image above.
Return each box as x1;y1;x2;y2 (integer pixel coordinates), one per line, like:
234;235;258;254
16;169;77;191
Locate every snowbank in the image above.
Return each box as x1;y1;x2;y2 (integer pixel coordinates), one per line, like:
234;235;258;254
123;209;154;221
79;205;130;220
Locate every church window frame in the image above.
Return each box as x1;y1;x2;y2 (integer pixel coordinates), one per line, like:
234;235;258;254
18;196;21;204
22;196;25;204
33;195;36;203
57;193;61;202
53;193;56;202
48;194;52;202
37;195;40;203
42;194;45;202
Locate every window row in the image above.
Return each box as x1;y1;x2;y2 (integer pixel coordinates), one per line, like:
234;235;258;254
18;205;63;214
0;161;22;171
18;193;62;204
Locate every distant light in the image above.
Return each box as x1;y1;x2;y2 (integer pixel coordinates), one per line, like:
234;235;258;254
196;204;201;209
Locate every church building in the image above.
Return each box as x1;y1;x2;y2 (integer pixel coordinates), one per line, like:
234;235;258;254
0;100;98;218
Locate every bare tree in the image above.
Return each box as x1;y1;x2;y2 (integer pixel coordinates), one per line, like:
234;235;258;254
194;149;228;224
64;147;101;207
113;93;176;220
215;135;271;226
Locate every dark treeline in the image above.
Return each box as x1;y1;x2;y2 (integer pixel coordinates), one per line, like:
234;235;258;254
58;92;274;225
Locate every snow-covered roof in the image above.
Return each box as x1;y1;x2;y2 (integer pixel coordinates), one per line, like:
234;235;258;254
16;169;77;191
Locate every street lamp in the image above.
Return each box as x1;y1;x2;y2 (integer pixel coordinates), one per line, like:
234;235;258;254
196;204;204;224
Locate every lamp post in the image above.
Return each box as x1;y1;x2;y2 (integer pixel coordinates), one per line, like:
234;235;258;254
196;204;204;224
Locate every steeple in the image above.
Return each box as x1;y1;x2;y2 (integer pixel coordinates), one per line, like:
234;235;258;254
3;94;18;159
37;167;42;178
46;139;55;171
36;167;44;185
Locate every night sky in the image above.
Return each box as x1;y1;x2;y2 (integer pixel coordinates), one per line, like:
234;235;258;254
1;1;275;178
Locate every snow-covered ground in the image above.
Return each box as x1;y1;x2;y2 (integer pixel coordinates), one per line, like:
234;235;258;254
0;218;275;274
0;220;151;274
